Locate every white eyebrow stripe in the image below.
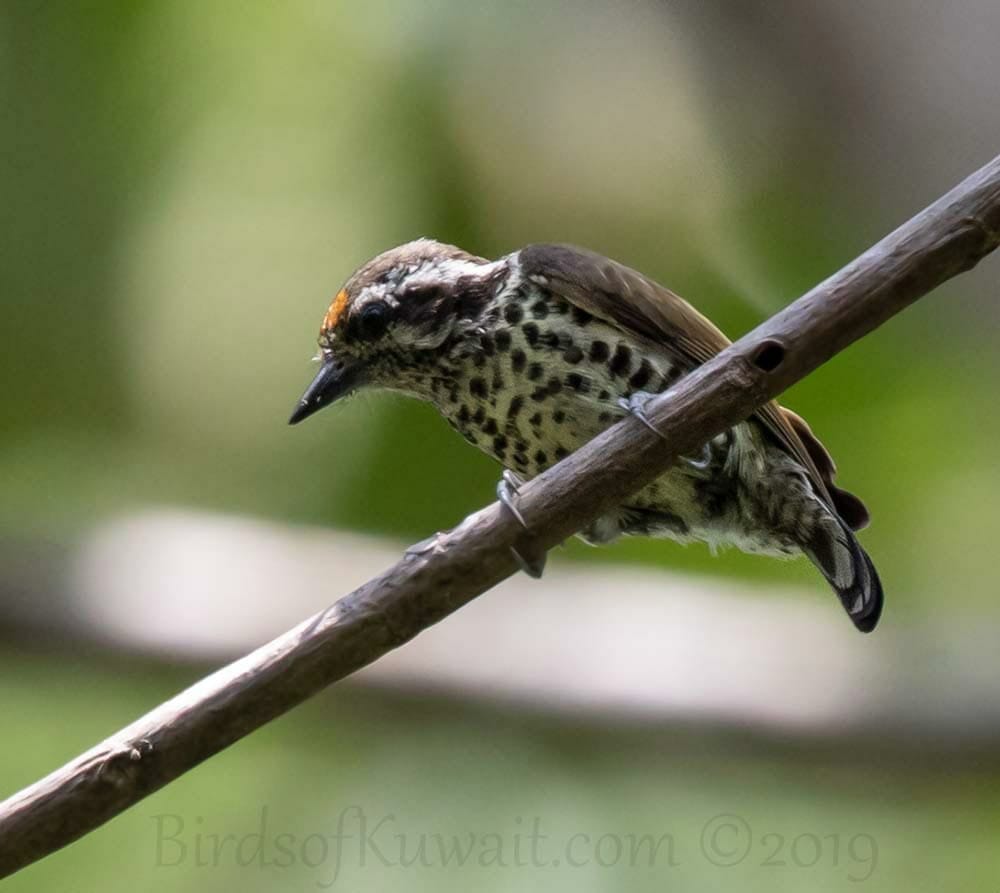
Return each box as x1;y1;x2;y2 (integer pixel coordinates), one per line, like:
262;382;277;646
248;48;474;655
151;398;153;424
420;257;504;281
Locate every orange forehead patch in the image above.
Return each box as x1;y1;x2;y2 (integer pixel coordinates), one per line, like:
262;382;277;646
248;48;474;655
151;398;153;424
322;289;350;333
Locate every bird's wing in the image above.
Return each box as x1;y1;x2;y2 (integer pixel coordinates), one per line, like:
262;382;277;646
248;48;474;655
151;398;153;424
518;244;868;529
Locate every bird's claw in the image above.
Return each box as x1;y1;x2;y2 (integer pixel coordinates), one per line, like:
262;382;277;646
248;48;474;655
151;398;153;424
496;469;547;579
682;441;713;470
617;393;663;439
618;393;712;471
509;545;547;579
496;469;528;529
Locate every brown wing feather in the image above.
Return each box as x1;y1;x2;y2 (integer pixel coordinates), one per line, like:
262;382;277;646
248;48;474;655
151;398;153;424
520;244;866;524
780;408;870;530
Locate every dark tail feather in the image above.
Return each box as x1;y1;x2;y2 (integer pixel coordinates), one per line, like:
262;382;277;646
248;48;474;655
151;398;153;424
803;514;884;633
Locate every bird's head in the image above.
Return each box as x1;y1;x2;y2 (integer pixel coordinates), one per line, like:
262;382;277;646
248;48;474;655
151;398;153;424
289;239;504;424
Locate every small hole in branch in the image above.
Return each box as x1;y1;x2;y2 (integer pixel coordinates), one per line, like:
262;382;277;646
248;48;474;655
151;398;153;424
752;340;785;373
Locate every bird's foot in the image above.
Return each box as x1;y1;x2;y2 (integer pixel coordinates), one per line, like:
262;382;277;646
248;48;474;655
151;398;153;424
617;392;663;438
496;470;528;528
682;441;713;471
617;392;712;471
496;469;547;579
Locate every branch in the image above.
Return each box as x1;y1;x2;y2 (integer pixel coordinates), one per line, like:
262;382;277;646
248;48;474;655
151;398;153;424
3;156;1000;877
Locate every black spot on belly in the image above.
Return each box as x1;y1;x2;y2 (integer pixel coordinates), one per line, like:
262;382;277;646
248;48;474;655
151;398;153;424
469;377;487;398
552;409;566;424
512;451;529;467
564;344;583;364
609;344;632;377
540;330;560;349
522;322;540;347
482;418;498;435
566;372;589;393
527;362;544;381
480;334;495;357
495;330;512;351
529;411;543;427
629;359;652;390
457;405;470;424
511;349;527;372
554;446;570;460
473;406;486;425
530;388;547;402
546;377;562;395
504;302;524;325
493;434;508;454
664;365;683;385
531;300;549;319
589;340;610;362
507;395;524;418
571;306;593;327
534;449;548;465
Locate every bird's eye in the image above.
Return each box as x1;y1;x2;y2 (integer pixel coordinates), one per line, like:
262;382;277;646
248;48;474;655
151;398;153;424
355;302;390;341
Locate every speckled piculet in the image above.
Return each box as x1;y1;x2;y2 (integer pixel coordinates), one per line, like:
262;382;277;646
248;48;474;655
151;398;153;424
290;239;883;632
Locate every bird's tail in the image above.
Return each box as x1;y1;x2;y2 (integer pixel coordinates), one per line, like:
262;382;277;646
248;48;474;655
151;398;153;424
802;510;883;633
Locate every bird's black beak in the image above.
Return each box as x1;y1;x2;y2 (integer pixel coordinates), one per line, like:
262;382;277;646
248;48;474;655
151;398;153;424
288;359;362;425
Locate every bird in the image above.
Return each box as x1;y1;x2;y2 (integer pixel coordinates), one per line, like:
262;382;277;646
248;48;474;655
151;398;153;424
290;239;883;632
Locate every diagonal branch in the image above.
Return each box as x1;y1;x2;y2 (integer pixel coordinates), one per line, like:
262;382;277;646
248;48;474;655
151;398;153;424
2;155;1000;877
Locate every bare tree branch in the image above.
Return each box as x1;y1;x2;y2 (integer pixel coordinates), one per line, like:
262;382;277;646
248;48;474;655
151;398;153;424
2;155;999;877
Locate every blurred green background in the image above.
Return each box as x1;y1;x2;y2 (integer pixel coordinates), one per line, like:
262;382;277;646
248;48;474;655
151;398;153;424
3;2;1000;890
